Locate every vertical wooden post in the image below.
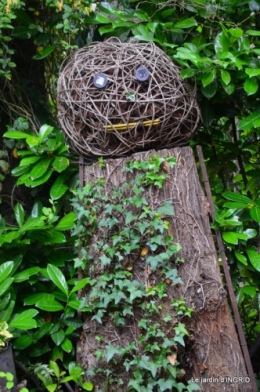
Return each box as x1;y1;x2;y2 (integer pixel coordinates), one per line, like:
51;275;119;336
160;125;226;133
79;147;252;392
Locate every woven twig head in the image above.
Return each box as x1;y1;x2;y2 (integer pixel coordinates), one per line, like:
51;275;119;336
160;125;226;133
57;38;201;157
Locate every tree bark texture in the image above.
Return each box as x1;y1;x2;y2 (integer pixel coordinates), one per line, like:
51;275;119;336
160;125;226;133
80;147;251;392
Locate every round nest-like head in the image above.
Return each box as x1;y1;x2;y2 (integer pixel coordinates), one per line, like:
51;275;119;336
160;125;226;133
57;38;201;157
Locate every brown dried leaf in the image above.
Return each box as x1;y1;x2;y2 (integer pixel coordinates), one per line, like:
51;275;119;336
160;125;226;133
198;363;208;373
147;266;152;275
167;354;177;366
141;247;148;256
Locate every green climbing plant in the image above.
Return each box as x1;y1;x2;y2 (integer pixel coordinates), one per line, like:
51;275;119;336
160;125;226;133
71;155;200;391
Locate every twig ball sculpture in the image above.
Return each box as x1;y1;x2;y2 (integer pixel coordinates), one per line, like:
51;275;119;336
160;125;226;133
57;38;201;157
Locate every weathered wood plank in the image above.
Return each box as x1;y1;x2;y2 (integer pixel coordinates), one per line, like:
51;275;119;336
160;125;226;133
81;147;250;391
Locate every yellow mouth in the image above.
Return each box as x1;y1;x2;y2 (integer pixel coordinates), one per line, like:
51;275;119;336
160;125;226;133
104;119;160;132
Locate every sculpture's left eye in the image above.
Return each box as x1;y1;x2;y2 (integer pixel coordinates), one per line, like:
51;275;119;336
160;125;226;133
93;73;108;88
135;66;149;82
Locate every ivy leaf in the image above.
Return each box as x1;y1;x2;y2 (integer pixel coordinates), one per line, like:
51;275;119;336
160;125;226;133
100;254;111;267
61;338;73;353
106;345;121;362
157;201;175;216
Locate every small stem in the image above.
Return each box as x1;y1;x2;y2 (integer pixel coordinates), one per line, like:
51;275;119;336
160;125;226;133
231;117;252;198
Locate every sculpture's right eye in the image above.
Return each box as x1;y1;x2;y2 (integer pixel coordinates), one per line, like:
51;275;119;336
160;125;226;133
93;73;108;88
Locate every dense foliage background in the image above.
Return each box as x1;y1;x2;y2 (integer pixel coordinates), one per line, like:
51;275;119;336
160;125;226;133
0;0;260;390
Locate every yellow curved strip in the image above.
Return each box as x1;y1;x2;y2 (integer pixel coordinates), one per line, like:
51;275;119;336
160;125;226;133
105;119;160;132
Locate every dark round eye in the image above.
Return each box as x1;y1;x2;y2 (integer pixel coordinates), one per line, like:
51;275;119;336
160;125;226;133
93;73;108;88
135;66;150;82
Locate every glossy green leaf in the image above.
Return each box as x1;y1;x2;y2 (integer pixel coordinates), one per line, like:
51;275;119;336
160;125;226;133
13;335;34;349
38;124;54;142
246;30;260;35
0;231;20;244
49;360;60;378
3;131;29;139
235;251;248;265
0;278;14;296
52;157;69;172
33;46;55;60
245;68;260;77
82;381;94;391
13;267;41;283
174;18;197;29
228;28;243;38
51;329;65;346
47;264;68;296
0;300;15;322
50;174;68;200
238;110;260;130
61;338;73;353
36;298;64;311
20;156;41;166
222;232;248;244
201;80;217;99
0;261;14;283
250;206;260;223
222;191;253;204
29;157;52;180
55;212;76;231
24;292;53;305
223;202;248;209
221;69;231;85
241;285;256;297
243;229;258;239
244;77;258;95
180;68;196;79
201;70;216;87
10;309;38;330
27;169;53;187
0;293;11;310
14;203;24;227
214;32;229;58
246;248;260;272
26;135;40;147
20;216;45;231
11;165;30;177
70;278;91;294
31;201;43;218
33;322;52;340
